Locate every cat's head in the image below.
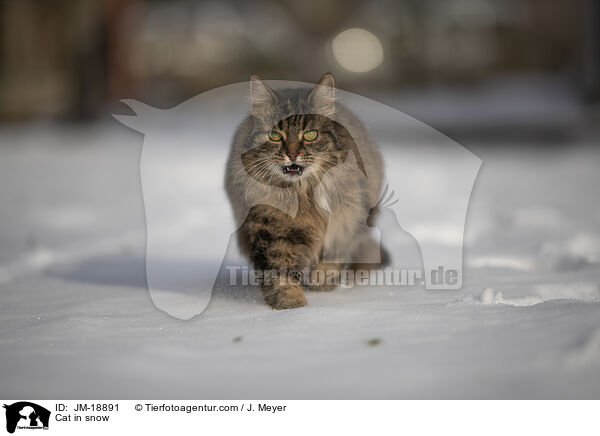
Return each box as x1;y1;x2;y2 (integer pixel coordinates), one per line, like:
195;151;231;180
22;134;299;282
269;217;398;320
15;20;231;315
241;74;360;187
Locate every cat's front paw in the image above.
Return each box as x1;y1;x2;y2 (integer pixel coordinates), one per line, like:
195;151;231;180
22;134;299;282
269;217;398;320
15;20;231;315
267;286;307;310
304;262;339;292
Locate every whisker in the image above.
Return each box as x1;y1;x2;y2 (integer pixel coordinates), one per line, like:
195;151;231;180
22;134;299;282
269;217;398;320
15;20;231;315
383;198;398;208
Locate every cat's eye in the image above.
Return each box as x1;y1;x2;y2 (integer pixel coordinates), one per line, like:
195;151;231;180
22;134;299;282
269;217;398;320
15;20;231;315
303;130;318;142
268;130;282;142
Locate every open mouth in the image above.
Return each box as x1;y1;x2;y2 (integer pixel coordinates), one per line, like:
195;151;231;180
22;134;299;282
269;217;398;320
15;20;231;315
283;164;303;176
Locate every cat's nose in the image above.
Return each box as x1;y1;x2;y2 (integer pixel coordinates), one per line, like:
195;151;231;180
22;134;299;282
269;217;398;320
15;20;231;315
286;152;298;161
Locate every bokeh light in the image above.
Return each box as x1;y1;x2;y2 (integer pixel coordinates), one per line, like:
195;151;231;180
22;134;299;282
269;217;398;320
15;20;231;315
332;28;383;73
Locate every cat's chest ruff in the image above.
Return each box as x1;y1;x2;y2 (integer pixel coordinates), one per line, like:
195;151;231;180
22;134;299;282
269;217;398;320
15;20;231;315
313;187;331;213
294;199;328;226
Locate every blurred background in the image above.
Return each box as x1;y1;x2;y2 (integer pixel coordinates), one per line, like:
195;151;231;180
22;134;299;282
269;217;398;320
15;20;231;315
1;0;599;141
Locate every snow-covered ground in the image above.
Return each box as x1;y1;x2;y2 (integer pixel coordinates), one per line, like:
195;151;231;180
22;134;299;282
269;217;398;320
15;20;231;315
1;118;599;399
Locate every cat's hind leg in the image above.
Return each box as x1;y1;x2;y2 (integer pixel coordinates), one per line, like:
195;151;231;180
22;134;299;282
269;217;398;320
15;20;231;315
350;233;389;271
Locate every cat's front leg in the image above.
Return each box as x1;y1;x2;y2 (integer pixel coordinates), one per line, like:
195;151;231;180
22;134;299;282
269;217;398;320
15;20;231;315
262;277;307;310
241;220;318;309
259;239;318;309
305;262;341;292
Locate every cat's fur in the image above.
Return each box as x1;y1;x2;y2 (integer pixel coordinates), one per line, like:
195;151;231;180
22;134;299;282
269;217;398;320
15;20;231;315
225;74;384;309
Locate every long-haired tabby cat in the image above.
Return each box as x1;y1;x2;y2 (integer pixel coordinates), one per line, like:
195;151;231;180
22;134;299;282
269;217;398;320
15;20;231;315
225;73;385;309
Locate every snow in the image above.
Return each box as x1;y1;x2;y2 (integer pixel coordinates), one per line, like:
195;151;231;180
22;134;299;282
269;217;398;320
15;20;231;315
474;283;600;307
1;118;600;399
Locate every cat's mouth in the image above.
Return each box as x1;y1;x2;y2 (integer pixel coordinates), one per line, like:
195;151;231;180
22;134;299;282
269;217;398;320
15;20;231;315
283;164;303;176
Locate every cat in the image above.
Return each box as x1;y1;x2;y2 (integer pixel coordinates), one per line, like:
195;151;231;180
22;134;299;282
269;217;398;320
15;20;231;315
225;73;385;309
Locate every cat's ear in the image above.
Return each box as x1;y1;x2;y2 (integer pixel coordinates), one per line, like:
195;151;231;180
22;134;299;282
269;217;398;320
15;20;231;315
309;73;335;116
250;75;277;113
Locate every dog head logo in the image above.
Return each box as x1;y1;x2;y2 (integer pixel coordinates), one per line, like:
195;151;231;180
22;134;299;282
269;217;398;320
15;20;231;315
114;76;481;319
3;402;50;434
